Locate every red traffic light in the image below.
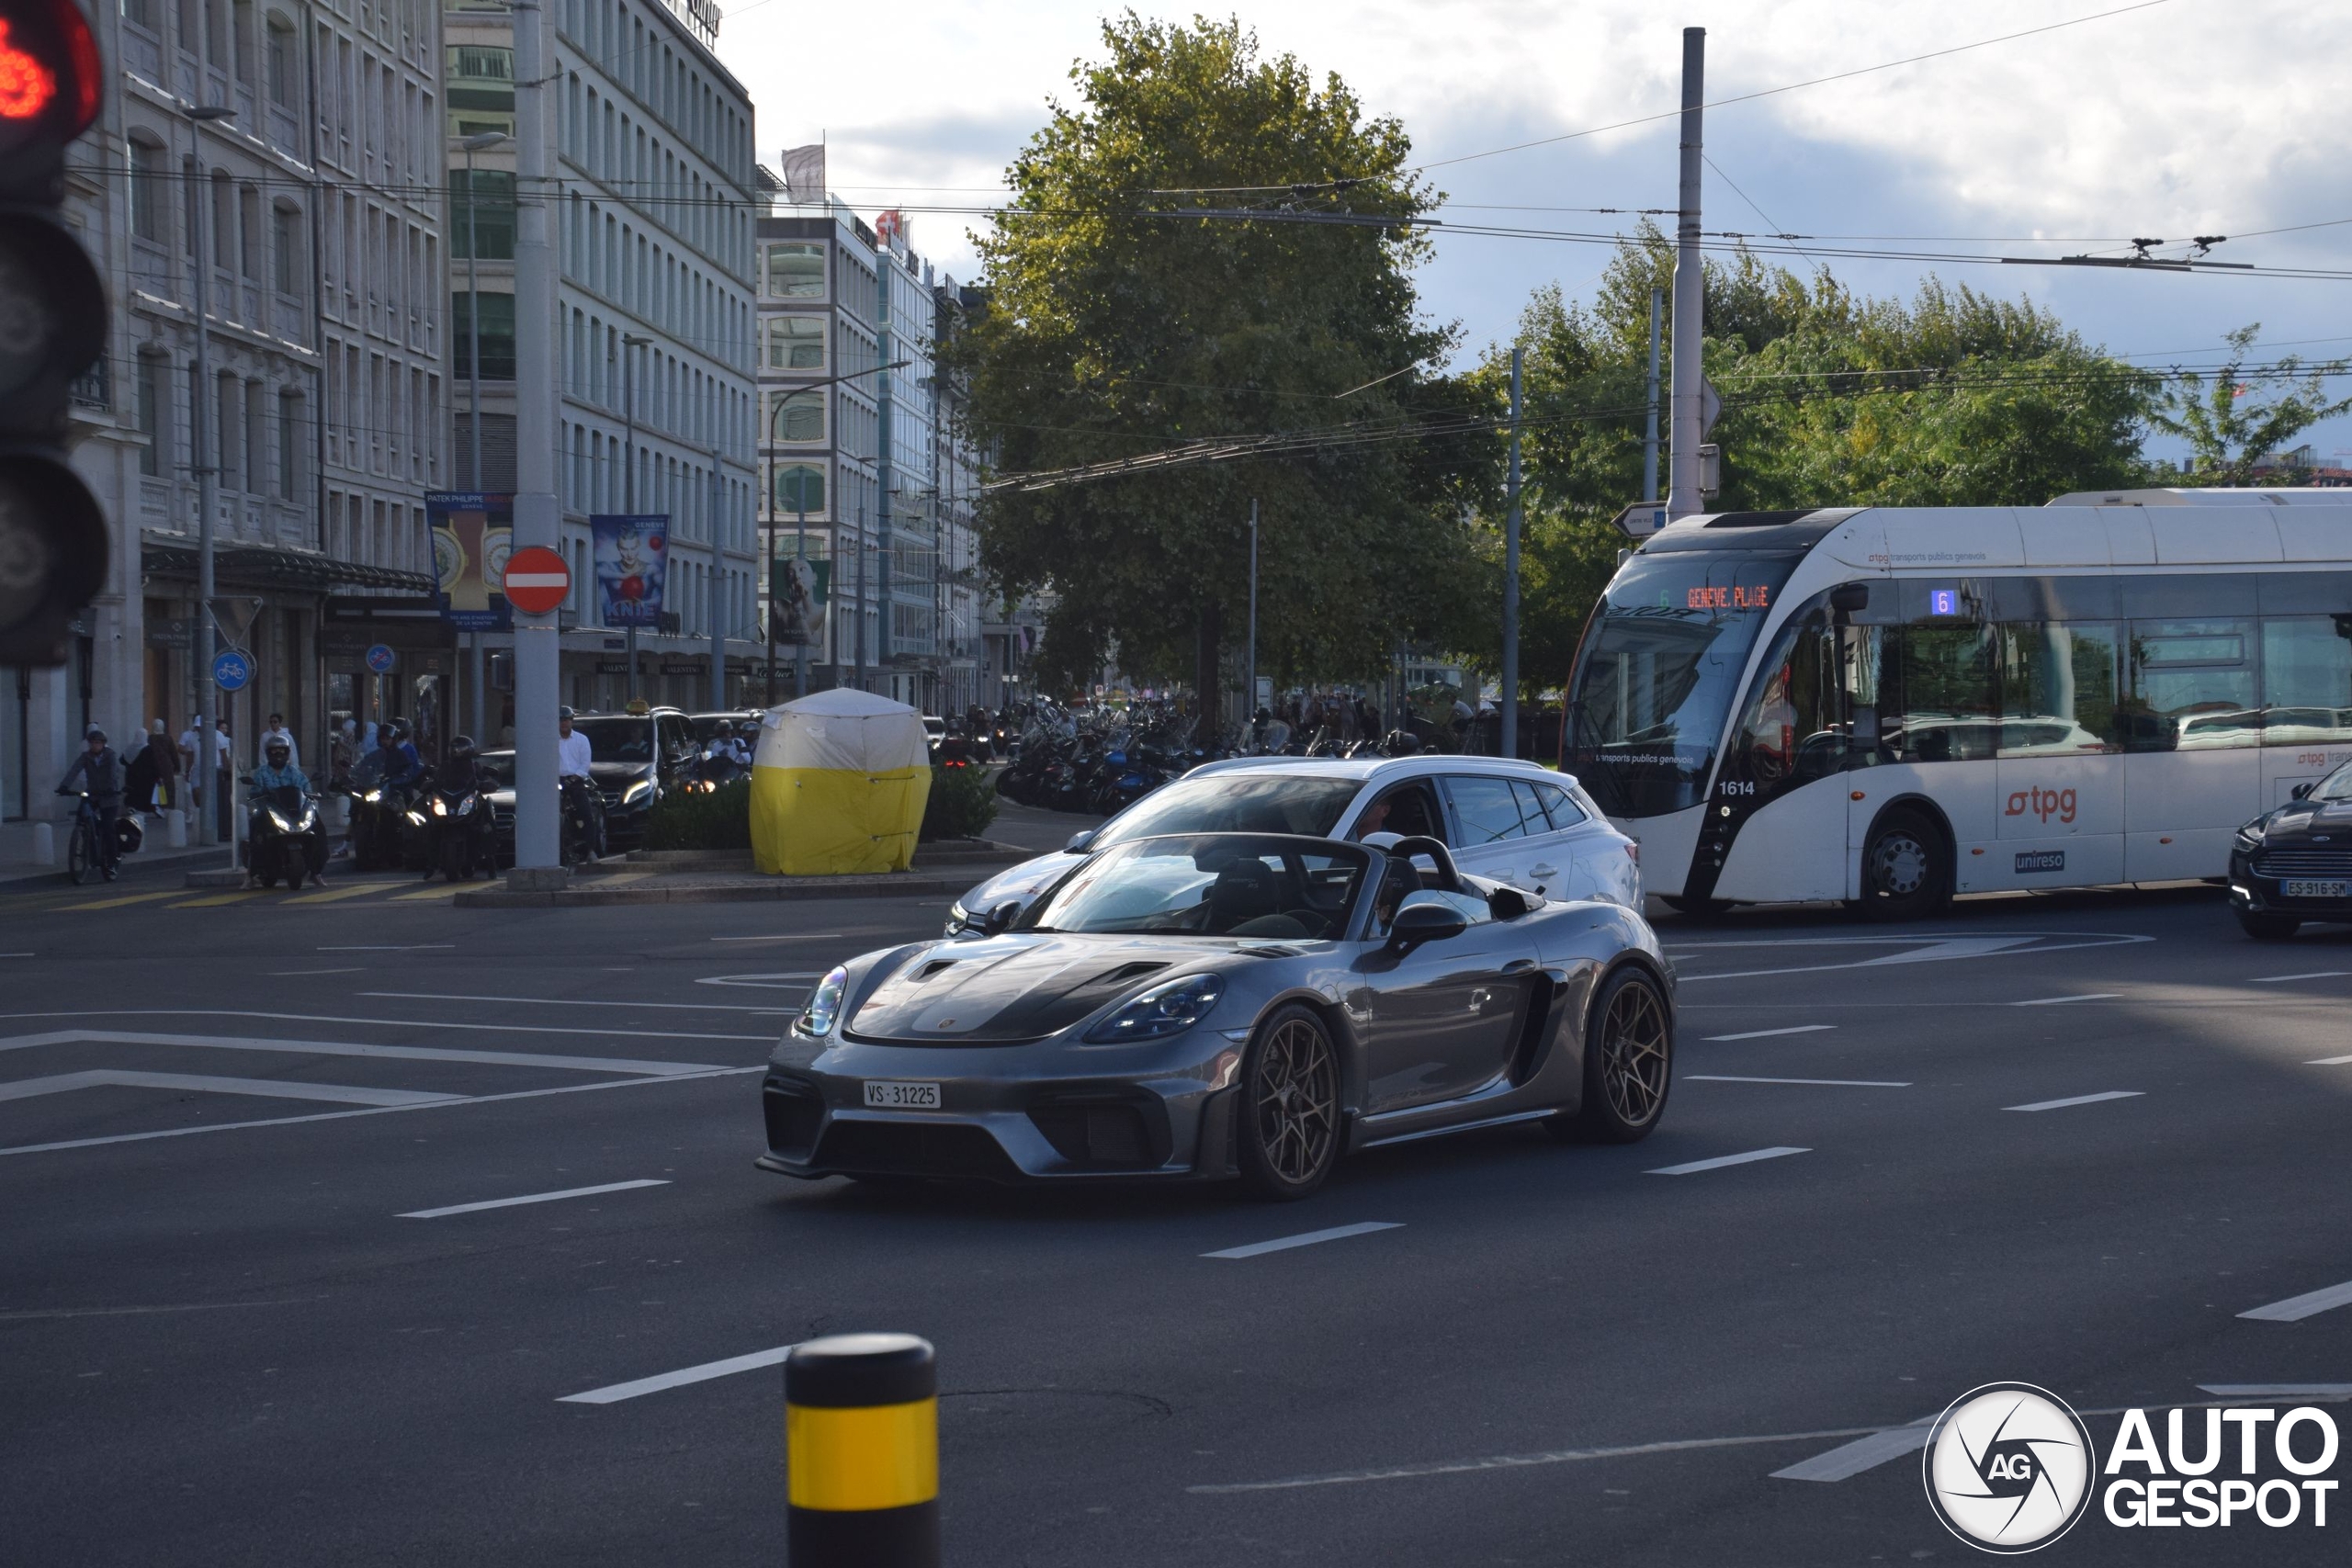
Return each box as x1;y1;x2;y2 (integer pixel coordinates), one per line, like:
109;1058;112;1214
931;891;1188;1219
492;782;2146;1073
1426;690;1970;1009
0;2;98;163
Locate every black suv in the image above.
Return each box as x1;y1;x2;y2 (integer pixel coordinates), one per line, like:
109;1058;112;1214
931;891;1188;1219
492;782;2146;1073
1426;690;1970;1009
481;707;701;854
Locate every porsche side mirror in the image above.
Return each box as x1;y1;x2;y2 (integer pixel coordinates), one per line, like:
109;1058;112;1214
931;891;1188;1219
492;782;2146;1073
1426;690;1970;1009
2293;782;2313;800
1065;829;1096;854
1388;902;1467;948
981;899;1023;936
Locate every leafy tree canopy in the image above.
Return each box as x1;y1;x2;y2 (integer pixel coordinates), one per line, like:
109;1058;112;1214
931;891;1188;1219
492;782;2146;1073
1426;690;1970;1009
2148;324;2352;484
951;14;1487;695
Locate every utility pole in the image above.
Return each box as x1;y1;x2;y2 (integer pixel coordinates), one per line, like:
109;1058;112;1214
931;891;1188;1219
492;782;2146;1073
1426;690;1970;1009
707;457;725;709
507;0;560;881
852;499;867;693
461;130;506;747
1244;499;1258;726
1666;26;1707;521
179;106;238;855
1643;287;1664;503
1502;345;1522;759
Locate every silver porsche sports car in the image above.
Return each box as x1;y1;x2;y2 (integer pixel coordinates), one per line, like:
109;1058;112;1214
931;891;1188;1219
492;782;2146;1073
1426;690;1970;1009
757;831;1674;1200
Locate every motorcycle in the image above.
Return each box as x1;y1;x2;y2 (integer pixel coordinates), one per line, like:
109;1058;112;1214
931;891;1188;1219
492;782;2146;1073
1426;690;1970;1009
343;755;421;871
248;784;327;889
421;775;498;880
560;775;607;866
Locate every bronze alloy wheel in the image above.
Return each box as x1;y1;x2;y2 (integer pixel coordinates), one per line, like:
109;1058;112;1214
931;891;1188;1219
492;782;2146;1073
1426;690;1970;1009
1242;1010;1340;1198
1597;976;1669;1129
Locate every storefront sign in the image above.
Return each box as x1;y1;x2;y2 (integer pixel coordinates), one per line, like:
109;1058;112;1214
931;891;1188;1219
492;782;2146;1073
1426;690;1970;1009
427;492;514;631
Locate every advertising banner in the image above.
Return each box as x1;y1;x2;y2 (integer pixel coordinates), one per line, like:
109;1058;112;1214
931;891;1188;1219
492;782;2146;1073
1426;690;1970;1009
427;492;514;630
590;513;668;627
771;552;830;660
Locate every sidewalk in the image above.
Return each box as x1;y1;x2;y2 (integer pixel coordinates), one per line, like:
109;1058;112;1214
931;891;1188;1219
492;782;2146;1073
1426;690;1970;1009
449;840;1033;908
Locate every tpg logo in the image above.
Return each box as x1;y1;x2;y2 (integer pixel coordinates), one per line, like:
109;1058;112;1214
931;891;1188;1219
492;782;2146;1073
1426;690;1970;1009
2004;787;2076;825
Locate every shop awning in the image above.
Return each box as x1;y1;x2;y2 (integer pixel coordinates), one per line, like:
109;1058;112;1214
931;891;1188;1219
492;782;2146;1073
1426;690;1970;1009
141;532;435;594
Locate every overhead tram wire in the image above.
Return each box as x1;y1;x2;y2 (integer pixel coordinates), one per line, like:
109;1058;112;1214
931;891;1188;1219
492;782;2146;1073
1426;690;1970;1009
1409;0;2177;172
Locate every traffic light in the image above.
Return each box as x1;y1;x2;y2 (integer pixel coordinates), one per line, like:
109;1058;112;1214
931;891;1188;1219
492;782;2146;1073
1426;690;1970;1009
0;0;107;665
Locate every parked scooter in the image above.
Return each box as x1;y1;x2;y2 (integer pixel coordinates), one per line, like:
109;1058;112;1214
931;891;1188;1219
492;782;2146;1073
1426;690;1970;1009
249;784;327;889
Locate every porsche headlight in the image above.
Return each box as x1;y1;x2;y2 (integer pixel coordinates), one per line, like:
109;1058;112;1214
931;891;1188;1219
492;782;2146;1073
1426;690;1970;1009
944;901;969;936
1085;973;1225;1043
622;779;654;805
795;965;849;1037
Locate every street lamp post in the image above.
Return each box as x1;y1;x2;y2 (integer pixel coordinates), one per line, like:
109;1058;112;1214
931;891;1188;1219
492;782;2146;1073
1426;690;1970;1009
759;360;906;704
179;103;234;854
460;130;508;746
621;332;650;705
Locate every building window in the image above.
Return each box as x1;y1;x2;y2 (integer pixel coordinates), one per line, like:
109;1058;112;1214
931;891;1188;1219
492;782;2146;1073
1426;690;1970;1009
449;169;515;260
135;355;164;478
271;204;300;295
773;463;824;516
129;137;167;243
770;389;824;445
765;314;825;371
451;291;516;379
763;243;823;299
266;17;295;107
278;390;300;497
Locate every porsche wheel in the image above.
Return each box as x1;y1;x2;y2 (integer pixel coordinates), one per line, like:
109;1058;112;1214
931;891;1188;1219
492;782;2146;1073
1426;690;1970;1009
1238;1004;1340;1201
1557;967;1671;1144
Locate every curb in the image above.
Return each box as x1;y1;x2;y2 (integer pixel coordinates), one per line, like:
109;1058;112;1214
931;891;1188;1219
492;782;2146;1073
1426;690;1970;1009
452;874;969;908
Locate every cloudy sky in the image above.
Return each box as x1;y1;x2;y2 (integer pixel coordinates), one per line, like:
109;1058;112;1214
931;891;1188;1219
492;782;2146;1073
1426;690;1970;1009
715;0;2352;459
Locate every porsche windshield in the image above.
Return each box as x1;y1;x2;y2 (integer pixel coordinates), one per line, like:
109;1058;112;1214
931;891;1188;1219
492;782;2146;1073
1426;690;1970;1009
1566;549;1800;817
1092;774;1363;848
1029;835;1368;940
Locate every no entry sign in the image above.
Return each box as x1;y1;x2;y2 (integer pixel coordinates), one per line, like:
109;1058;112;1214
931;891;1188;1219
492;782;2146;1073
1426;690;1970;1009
502;547;571;615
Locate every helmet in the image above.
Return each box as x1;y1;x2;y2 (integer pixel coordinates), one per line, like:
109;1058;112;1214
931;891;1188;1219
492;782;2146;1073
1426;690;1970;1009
265;739;290;762
380;722;403;744
449;735;477;761
711;719;733;739
85;726;107;743
559;706;576;723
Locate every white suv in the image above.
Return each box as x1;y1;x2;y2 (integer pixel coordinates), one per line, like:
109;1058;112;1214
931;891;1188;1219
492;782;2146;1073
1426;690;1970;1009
949;756;1639;933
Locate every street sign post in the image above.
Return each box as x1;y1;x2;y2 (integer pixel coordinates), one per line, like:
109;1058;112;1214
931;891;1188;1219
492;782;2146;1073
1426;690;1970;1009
211;649;251;691
1612;502;1670;540
503;547;570;615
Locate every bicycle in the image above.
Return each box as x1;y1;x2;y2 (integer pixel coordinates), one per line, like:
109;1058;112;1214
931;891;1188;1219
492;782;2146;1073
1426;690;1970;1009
61;791;112;885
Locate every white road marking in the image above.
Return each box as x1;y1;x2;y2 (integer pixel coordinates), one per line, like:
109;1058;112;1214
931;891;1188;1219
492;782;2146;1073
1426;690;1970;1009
2006;1090;2143;1112
0;1028;727;1076
361;990;794;1015
1771;1420;1938;1482
695;973;821;990
0;1066;762;1157
710;933;842;942
2309;1054;2352;1066
0;1009;771;1043
400;1179;671;1219
2199;1383;2352;1398
1685;1075;1910;1089
1703;1025;1835;1042
2250;971;2351;984
1646;1146;1809;1176
319;944;455;952
0;1069;452;1108
1204;1222;1403;1259
2010;993;2120;1007
558;1343;798;1404
1676;931;2150;984
267;967;364;976
2239;1279;2352;1324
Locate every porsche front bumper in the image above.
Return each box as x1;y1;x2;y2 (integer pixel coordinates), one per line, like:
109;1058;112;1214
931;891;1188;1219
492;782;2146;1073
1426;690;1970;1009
756;1032;1245;1183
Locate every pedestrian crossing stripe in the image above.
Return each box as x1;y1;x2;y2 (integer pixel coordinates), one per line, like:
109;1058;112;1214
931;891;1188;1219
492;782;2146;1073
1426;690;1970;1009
62;890;182;911
171;890;268;908
283;883;395;905
388;886;459;901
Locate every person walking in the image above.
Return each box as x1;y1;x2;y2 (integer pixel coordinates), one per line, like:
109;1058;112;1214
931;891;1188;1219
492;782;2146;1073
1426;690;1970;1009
149;719;181;813
56;727;124;880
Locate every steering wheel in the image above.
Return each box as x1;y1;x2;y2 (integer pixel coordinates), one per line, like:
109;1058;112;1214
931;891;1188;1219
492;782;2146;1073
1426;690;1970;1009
1382;835;1463;892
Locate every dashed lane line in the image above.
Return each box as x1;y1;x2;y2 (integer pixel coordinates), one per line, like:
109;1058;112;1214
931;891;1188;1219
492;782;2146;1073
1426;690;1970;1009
400;1179;671;1219
0;1028;730;1075
2006;1090;2143;1112
0;1065;763;1157
558;1343;799;1404
2251;971;2351;984
2239;1278;2352;1324
1685;1075;1909;1089
2010;993;2121;1007
0;1009;772;1042
1702;1025;1834;1043
1646;1146;1810;1177
0;1069;454;1108
360;990;796;1014
2309;1053;2352;1066
320;944;453;952
1203;1222;1403;1259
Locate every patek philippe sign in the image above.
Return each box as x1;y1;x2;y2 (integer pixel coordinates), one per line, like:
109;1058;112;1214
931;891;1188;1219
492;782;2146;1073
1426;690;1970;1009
662;0;721;44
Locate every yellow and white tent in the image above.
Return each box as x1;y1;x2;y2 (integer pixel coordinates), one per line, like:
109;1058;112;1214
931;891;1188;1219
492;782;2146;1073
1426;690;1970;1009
750;688;931;875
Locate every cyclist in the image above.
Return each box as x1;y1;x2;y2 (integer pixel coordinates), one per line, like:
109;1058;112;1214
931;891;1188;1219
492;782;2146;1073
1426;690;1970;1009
246;736;324;888
557;706;605;858
56;726;124;881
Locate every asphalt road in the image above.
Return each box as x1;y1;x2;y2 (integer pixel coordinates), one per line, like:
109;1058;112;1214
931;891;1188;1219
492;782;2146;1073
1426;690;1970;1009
4;866;2348;1565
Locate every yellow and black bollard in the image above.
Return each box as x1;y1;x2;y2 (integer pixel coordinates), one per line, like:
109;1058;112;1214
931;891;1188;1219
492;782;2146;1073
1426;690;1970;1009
785;1333;939;1566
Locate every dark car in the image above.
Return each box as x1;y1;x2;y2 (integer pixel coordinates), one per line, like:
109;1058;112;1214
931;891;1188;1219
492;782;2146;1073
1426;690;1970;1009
2230;759;2352;939
480;707;701;854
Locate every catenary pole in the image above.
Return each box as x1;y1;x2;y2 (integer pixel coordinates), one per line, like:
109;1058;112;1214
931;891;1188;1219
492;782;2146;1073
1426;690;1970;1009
1666;26;1706;520
1502;345;1521;759
1244;499;1258;728
507;0;560;878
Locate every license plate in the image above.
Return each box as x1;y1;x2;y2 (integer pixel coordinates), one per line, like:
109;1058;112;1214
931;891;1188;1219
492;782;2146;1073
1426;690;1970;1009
862;1080;941;1110
2282;880;2348;899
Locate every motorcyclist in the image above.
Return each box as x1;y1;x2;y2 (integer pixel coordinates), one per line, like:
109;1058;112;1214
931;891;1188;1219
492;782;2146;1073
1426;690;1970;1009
376;722;424;794
422;735;495;880
246;737;323;888
704;719;752;771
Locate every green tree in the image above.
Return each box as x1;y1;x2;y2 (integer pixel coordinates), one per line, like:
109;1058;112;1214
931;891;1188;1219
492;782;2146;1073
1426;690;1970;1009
950;16;1487;712
2148;324;2352;484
